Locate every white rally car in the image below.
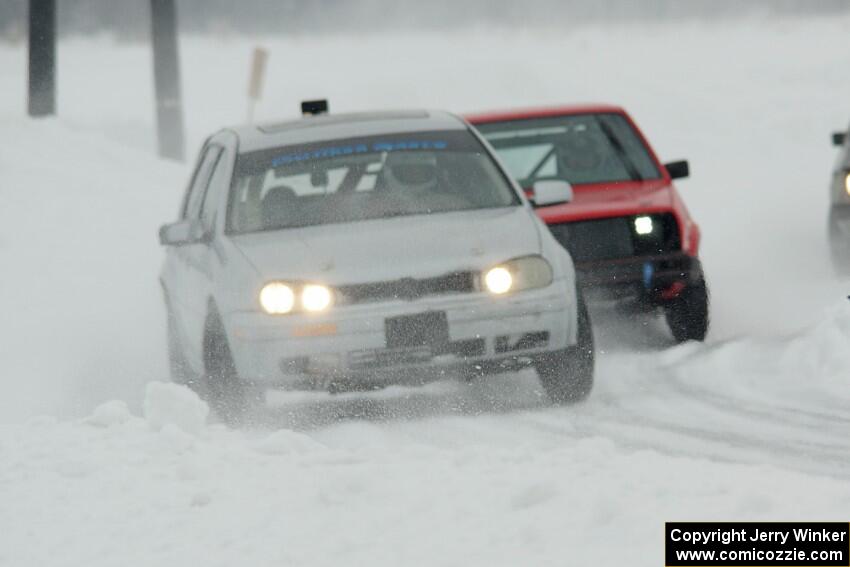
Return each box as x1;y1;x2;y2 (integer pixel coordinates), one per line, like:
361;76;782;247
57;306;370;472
159;109;593;422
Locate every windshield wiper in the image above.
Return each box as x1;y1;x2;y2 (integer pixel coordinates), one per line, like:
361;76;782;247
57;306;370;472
597;119;643;181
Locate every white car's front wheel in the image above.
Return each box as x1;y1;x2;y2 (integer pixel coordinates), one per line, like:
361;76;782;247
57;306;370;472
533;291;595;404
203;315;255;425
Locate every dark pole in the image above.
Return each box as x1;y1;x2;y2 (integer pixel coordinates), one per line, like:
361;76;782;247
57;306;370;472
27;0;56;117
150;0;185;161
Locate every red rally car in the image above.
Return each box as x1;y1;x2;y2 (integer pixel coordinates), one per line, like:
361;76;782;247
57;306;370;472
466;105;708;342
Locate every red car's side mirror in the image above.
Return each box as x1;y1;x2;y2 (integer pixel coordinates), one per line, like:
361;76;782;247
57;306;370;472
665;160;690;180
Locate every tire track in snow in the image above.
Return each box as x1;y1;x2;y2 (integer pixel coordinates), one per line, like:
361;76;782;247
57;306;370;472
574;344;850;478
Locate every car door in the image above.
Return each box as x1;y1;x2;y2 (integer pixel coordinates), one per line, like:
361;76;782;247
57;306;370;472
167;143;223;370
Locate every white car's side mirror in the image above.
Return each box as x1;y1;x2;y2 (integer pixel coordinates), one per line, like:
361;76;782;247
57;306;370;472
531;180;573;207
159;219;209;247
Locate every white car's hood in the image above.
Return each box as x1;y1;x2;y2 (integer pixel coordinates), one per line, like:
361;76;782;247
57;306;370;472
231;207;542;284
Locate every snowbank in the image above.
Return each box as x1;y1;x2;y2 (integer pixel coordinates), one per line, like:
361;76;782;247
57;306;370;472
143;382;209;436
672;301;850;399
85;399;133;427
579;302;850;478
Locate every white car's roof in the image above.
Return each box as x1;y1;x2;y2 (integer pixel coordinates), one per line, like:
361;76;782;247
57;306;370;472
229;110;468;153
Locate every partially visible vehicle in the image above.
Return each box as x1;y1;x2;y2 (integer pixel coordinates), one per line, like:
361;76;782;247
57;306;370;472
467;105;708;342
158;108;594;423
828;126;850;274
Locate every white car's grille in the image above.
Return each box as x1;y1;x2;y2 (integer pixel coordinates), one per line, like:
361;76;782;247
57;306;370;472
338;272;476;303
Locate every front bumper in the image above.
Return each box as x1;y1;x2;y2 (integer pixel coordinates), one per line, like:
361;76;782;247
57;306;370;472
223;280;574;388
576;253;703;302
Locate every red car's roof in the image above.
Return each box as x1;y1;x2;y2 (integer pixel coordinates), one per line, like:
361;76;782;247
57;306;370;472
464;104;626;124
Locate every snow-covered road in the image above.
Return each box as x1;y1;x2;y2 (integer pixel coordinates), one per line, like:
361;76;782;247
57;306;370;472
2;16;850;566
260;303;850;481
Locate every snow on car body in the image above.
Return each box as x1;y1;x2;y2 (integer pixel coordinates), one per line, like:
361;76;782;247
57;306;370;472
158;110;593;419
467;105;709;342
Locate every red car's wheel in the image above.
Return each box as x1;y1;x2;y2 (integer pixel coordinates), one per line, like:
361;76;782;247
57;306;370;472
664;280;709;343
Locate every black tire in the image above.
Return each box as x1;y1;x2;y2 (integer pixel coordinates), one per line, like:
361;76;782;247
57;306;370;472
664;280;709;343
203;316;251;425
534;291;595;404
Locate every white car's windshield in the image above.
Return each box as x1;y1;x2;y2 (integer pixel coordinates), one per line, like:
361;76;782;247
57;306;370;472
227;130;520;233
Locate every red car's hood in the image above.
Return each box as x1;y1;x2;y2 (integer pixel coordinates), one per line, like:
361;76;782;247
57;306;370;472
533;179;674;223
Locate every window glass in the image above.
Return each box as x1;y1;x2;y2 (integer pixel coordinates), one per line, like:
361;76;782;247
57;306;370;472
183;145;223;220
477;113;661;186
200;149;230;230
228;130;520;233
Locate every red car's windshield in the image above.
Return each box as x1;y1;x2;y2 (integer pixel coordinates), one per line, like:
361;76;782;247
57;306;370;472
475;113;661;186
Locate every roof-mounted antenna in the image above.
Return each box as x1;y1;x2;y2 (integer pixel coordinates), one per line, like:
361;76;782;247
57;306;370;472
301;99;329;116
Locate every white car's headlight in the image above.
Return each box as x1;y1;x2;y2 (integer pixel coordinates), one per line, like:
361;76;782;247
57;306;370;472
844;172;850;198
259;282;296;314
483;256;553;295
301;284;333;312
260;282;335;315
484;266;513;294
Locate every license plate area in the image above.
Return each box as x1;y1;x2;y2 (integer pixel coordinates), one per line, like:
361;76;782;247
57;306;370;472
385;311;449;349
